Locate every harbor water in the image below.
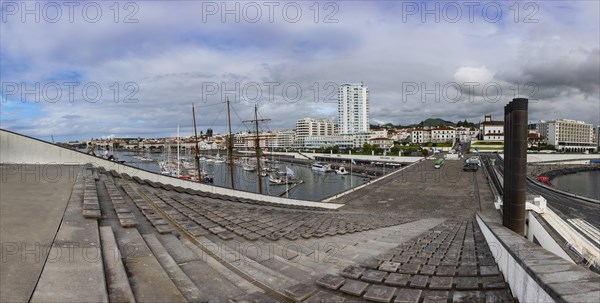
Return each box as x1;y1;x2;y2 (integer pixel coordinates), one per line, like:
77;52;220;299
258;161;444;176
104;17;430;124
551;170;600;200
109;150;370;201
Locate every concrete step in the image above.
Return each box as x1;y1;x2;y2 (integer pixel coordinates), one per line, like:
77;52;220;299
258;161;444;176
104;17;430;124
181;239;263;295
30;173;108;303
158;234;247;301
99;226;136;303
142;233;207;303
196;236;299;292
112;228;187;302
203;234;318;285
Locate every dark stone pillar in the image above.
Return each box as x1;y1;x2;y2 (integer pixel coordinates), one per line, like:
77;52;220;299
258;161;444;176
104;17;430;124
503;98;528;235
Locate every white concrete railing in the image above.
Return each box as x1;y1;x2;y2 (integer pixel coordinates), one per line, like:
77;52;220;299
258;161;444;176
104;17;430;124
540;208;600;268
0;129;343;210
239;150;423;164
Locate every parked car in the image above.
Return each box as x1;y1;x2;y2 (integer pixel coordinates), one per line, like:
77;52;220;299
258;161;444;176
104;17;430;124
463;163;479;172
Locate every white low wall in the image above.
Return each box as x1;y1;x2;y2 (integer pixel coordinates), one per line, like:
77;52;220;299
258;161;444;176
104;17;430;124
239;150;423;164
526;212;574;263
0;129;343;209
476;214;555;303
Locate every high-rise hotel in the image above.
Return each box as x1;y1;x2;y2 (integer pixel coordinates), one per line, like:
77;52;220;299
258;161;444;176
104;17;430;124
338;82;370;135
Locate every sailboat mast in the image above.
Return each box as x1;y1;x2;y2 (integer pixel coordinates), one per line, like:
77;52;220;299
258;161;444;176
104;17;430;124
177;125;180;177
226;98;235;189
254;105;263;194
192;103;202;181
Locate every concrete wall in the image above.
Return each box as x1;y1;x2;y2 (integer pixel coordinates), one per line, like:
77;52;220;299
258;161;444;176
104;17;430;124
476;214;555;303
0;129;343;209
477;213;600;303
526;212;574;263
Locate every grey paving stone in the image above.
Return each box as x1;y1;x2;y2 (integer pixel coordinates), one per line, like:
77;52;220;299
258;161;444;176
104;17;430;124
422;290;449;303
481;276;506;289
341;265;366;279
409;275;429;288
363;284;396;303
208;226;227;234
363;259;383;269
482;290;513;302
453;291;481;303
375;253;395;262
429;276;453;290
304;291;345;303
479;265;500;276
436;265;456;276
284;283;317;302
83;209;101;218
187;227;208;237
384;273;411;287
398;263;421;275
455;277;479;290
119;218;137;227
361;270;387;283
394;288;422;303
316;274;345;290
419;264;436;275
457;265;478;276
243;233;261;241
217;231;235;240
340;279;369;296
379;261;401;272
155;224;174;234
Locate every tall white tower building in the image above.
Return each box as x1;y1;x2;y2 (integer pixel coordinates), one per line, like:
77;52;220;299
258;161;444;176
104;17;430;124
338;82;369;134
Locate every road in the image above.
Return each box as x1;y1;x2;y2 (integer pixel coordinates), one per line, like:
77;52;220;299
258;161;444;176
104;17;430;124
484;154;600;228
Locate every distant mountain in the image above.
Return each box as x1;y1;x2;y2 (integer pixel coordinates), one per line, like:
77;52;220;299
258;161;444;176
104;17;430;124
405;118;456;128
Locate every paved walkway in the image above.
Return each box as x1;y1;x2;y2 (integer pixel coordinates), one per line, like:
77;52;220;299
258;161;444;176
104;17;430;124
334;160;488;220
0;164;80;302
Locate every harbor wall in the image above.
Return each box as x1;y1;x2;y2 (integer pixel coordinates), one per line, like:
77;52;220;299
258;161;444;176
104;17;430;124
0;129;343;209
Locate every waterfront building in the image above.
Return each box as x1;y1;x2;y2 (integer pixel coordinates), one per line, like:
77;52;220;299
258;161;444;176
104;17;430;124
368;137;394;150
338;82;369;134
294;117;334;148
303;135;354;149
480;115;504;141
536;119;596;152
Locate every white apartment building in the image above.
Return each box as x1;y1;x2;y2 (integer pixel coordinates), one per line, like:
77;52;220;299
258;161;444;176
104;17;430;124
411;129;431;144
234;130;295;150
536;119;596;152
294;117;334;147
430;128;456;143
338;83;369;134
480;115;504;141
455;127;478;142
304;135;354;149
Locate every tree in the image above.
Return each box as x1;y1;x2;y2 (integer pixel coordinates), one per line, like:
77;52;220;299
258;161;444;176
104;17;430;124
421;149;430;157
362;143;372;154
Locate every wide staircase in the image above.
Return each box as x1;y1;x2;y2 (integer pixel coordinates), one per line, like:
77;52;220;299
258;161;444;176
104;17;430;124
288;220;514;302
31;166;458;302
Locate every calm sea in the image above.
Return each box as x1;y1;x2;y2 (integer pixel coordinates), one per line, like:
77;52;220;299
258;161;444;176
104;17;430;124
551;170;600;200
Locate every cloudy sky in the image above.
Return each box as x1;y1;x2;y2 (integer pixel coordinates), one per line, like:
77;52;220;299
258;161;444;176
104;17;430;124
1;0;598;141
